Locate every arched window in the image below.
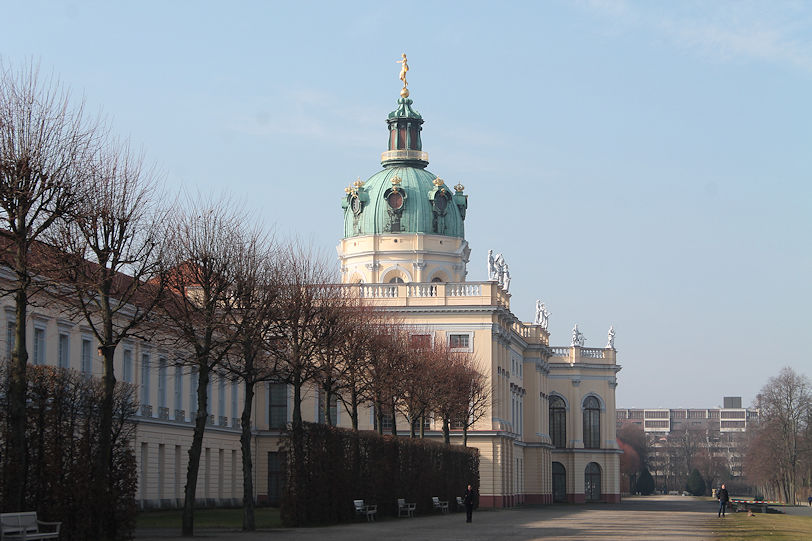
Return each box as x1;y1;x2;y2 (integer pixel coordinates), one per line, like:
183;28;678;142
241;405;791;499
549;396;566;448
583;396;601;449
585;462;601;502
431;276;443;283
388;276;404;284
552;462;567;503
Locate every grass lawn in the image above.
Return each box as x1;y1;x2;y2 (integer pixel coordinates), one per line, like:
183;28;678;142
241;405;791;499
709;511;812;540
136;507;282;529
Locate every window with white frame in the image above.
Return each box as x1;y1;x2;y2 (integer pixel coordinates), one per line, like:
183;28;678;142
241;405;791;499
449;333;470;350
174;364;183;413
6;319;15;358
141;353;151;406
268;383;287;429
58;331;70;369
122;348;133;383
231;380;238;420
158;357;167;408
218;375;225;419
33;326;46;365
81;338;92;374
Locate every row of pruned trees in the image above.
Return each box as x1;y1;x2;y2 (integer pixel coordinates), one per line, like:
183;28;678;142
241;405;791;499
0;61;489;538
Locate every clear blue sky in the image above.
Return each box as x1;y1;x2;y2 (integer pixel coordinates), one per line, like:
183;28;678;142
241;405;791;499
3;0;810;408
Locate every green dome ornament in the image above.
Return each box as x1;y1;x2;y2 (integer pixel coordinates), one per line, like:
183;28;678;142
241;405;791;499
342;54;467;239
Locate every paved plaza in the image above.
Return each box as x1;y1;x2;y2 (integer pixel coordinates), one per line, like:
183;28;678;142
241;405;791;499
136;495;783;541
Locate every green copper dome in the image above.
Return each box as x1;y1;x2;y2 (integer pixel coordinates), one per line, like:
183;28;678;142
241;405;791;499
342;94;468;238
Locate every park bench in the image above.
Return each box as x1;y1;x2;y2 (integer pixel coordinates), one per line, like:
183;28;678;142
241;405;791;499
0;512;61;540
353;499;377;522
432;496;449;513
730;498;778;514
397;498;416;518
456;496;464;511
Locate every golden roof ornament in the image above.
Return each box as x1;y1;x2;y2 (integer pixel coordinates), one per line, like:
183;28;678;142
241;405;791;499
433;177;444;186
353;178;364;188
397;53;410;98
344;186;352;194
391;176;402;185
454;183;465;192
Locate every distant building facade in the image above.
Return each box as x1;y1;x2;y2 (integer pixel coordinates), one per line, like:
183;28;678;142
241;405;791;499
617;397;759;488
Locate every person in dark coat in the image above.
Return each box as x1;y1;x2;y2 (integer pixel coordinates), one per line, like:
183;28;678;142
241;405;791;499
463;484;475;523
717;484;730;517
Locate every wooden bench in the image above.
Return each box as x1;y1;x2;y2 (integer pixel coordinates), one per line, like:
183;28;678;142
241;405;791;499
456;496;465;510
353;499;377;522
397;498;416;518
1;512;61;540
432;496;449;513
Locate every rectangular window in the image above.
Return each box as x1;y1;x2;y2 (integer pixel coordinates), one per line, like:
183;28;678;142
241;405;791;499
158;358;167;409
122;349;133;383
231;381;238;420
174;364;183;413
317;389;337;425
81;338;92;374
33;327;46;365
6;319;15;358
449;333;469;349
218;375;225;420
141;353;151;406
409;334;431;348
269;383;287;429
58;332;70;369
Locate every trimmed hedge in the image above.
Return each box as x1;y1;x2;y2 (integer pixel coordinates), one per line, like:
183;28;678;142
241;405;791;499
281;423;479;526
0;364;138;541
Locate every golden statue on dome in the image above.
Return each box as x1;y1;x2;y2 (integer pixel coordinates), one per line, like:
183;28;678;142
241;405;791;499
396;53;410;97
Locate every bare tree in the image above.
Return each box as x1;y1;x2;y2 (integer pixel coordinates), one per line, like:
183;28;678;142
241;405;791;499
333;303;380;430
221;228;280;531
311;288;358;427
159;195;242;537
268;244;340;430
0;61;99;509
362;323;402;436
395;329;435;438
458;355;490;447
48;140;166;539
432;342;470;445
751;366;810;503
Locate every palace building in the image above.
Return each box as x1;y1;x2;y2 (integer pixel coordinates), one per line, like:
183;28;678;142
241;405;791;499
2;61;622;508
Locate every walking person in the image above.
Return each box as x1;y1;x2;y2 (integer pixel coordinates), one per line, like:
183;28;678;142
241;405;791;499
717;484;730;517
464;484;475;523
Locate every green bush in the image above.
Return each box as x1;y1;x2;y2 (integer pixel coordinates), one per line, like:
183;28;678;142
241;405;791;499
280;423;479;526
637;468;655;495
686;468;706;496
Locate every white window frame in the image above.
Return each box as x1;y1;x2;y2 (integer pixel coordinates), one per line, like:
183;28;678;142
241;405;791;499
122;347;133;383
58;331;70;369
33;325;46;366
81;336;93;374
448;331;473;352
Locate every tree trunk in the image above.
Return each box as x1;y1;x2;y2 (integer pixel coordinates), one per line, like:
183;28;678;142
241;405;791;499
463;425;468;447
240;380;255;531
182;364;210;537
390;398;398;436
291;373;303;429
350;389;359;430
442;417;450;445
323;388;333;426
94;344;117;540
6;270;30;511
